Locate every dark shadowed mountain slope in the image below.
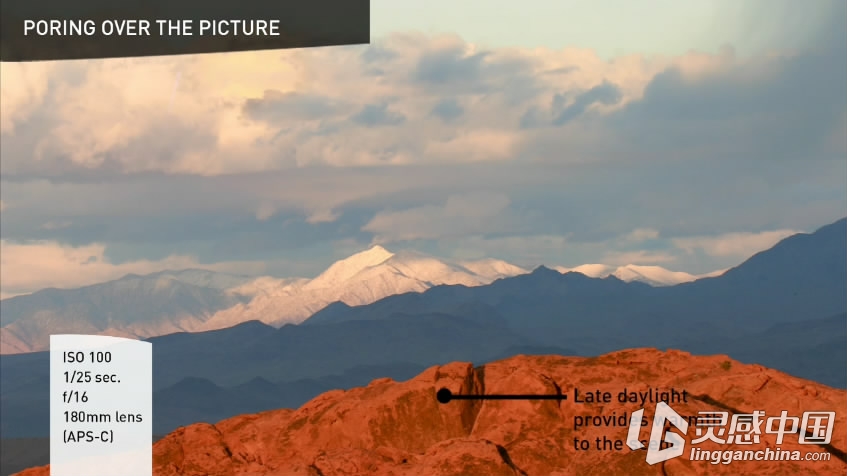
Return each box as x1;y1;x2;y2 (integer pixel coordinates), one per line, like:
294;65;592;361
718;217;846;287
148;310;533;389
304;218;847;352
1;301;580;439
683;312;847;388
659;217;847;330
1;312;542;438
2;219;844;442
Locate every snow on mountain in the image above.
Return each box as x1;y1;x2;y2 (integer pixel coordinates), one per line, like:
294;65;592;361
0;274;249;354
145;269;258;290
225;276;310;297
0;246;531;353
0;243;730;355
554;264;615;279
302;246;396;291
458;258;530;281
142;269;313;298
198;247;530;330
553;264;719;286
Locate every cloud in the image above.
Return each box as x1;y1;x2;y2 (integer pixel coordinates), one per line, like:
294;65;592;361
430;98;464;122
0;62;54;133
243;91;350;122
255;203;277;221
454;226;808;273
443;227;676;269
552;81;623;126
1;13;844;179
0;34;674;178
40;221;72;230
1;6;844;284
601;250;677;266
446;234;570;264
622;228;660;243
363;192;513;243
409;37;540;98
424;129;523;162
670;229;801;258
414;45;488;86
351;103;406;126
306;209;341;224
0;240;266;298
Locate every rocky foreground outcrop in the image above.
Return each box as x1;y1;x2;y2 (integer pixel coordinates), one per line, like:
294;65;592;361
16;349;847;475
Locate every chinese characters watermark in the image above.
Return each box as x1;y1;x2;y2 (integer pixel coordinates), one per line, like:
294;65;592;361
626;403;834;465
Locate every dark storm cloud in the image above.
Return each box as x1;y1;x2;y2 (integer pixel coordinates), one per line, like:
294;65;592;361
605;0;846;164
609;45;846;163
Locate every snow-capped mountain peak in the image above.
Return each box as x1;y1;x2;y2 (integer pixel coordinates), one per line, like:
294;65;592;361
304;246;395;291
459;258;529;280
611;265;699;286
198;246;529;330
553;263;711;286
554;264;615;278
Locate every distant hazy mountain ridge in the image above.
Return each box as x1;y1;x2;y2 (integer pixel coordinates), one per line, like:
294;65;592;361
0;231;800;354
0;274;249;354
0;247;529;353
1;218;844;441
553;263;723;286
198;246;530;330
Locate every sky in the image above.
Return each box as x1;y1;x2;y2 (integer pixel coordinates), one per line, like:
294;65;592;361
1;0;845;298
371;0;834;59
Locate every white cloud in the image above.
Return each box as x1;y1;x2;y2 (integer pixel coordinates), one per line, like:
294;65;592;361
0;240;266;298
40;221;72;230
622;228;660;243
0;62;55;133
671;229;801;258
363;192;512;243
0;34;677;177
255;203;277;221
423;129;523;162
601;250;677;266
0;18;843;284
446;234;570;264
306;209;341;224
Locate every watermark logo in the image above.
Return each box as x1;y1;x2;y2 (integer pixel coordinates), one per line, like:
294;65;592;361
626;403;835;465
626;402;688;464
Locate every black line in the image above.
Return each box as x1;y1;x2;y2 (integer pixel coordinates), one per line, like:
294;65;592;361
454;395;567;400
436;387;567;403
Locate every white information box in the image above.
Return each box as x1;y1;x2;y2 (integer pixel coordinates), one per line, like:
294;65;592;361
50;335;152;476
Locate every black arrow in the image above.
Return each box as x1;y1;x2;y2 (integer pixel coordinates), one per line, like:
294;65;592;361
436;387;567;404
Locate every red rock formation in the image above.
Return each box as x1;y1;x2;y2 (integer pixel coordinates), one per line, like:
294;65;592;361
15;349;847;475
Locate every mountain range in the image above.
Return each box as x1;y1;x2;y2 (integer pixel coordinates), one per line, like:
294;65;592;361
554;263;724;287
0;244;716;354
1;218;844;443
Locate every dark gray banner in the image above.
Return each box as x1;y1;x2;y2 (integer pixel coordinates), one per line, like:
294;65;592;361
0;0;369;61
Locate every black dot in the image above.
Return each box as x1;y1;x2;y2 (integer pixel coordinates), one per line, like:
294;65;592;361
436;387;452;404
